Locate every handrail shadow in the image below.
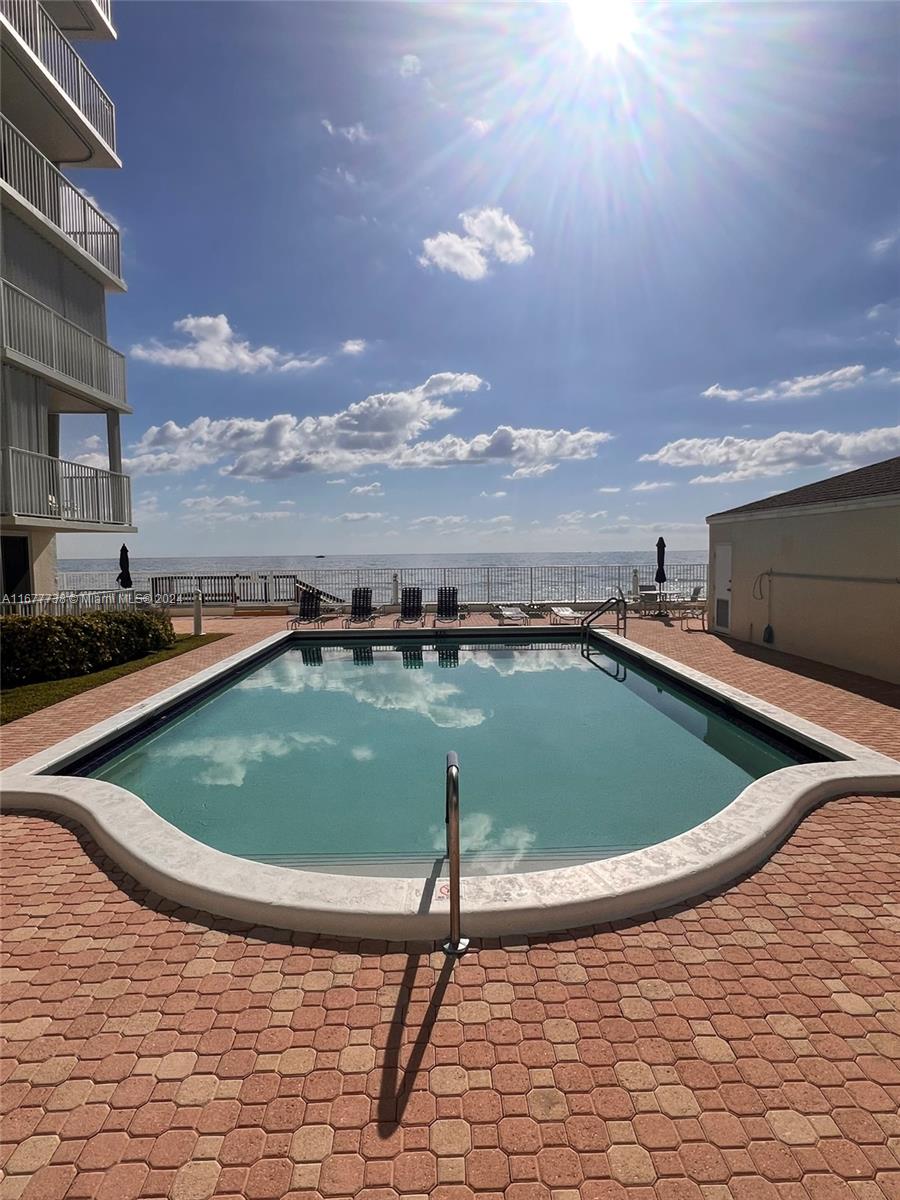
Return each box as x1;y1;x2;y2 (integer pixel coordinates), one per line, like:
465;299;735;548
376;952;456;1133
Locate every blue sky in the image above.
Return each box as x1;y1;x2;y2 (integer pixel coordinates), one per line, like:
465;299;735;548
60;0;899;558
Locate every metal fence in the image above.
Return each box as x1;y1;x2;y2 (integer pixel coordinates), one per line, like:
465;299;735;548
93;563;711;607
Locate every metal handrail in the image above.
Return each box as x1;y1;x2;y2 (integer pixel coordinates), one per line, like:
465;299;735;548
442;752;468;957
580;590;627;646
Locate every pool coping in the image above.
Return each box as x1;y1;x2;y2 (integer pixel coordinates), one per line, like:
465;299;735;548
2;627;898;938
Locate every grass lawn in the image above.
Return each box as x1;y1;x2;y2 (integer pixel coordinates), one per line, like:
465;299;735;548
0;633;229;725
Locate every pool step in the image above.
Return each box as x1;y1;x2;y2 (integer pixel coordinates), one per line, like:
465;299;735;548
247;846;646;878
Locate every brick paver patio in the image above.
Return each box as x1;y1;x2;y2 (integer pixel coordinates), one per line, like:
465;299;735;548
2;617;899;1199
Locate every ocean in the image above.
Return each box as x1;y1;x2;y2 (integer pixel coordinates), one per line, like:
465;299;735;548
60;550;707;574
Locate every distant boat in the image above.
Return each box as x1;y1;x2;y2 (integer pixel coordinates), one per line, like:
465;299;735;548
315;555;326;558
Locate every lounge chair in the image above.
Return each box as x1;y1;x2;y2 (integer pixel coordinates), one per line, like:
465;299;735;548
343;587;376;627
394;586;424;627
548;605;579;624
288;589;322;627
352;646;374;666
438;647;459;668
434;586;466;625
402;647;423;669
496;605;528;625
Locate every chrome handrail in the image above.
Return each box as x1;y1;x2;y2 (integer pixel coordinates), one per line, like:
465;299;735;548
442;752;468;957
579;590;627;646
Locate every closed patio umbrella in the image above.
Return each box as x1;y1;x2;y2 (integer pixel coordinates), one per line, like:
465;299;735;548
654;537;667;587
654;537;667;616
116;544;133;589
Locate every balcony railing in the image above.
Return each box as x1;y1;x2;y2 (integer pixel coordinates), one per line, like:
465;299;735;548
1;281;126;406
1;446;131;525
0;0;116;151
1;117;122;279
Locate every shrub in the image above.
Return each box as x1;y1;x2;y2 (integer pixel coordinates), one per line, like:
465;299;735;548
0;610;176;687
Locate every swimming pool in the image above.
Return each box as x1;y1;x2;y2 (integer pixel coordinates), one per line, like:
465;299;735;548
79;636;824;876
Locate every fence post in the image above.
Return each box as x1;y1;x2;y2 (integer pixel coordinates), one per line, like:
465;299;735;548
193;591;203;636
486;567;491;606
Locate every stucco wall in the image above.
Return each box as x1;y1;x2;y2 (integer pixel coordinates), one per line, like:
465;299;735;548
29;531;58;594
708;501;900;684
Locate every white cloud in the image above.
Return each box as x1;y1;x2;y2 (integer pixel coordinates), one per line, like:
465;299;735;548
278;500;296;506
409;514;514;535
596;486;621;493
132;314;327;374
120;373;612;481
702;364;869;403
160;733;334;787
419;232;489;281
460;208;533;266
179;494;294;524
324;511;384;523
341;339;367;356
632;480;674;492
641;425;900;485
871;229;899;256
504;463;559;480
480;490;507;498
321;119;371;143
419;207;533;281
466;117;494;136
399;54;422;77
326;478;346;485
350;482;383;495
77;187;119;228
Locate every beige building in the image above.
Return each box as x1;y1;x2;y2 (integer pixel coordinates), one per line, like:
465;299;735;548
707;457;900;685
1;0;133;598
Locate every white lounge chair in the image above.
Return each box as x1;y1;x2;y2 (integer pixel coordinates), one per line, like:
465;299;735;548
496;605;528;625
548;606;579;624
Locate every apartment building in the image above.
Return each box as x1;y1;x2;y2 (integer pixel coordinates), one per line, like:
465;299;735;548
1;0;133;597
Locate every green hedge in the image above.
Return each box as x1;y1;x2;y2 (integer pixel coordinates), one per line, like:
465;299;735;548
0;610;176;687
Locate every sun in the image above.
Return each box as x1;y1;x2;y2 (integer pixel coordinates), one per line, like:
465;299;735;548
568;0;638;58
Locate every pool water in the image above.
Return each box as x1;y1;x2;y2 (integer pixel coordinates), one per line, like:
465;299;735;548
84;638;823;875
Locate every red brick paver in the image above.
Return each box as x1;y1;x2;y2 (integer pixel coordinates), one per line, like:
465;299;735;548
2;616;899;1198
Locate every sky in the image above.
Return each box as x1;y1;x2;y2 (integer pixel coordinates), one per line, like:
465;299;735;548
59;0;899;559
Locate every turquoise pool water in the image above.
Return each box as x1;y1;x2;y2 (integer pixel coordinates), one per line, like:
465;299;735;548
83;638;821;875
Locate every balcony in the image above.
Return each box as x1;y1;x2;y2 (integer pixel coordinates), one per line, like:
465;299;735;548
0;0;118;167
1;280;128;411
42;0;115;41
1;116;124;288
1;446;133;530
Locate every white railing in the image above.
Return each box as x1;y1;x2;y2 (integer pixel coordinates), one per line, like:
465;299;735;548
114;563;709;606
2;447;131;525
1;281;127;405
0;1;116;150
0;116;122;278
0;589;138;616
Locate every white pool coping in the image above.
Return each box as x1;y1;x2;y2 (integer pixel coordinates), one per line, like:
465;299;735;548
2;628;898;939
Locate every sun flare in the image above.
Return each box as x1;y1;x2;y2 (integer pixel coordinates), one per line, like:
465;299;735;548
569;0;638;58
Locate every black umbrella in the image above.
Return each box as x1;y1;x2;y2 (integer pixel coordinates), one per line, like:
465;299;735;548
654;537;667;586
116;543;133;589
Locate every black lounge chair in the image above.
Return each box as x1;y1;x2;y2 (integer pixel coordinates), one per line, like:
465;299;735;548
288;589;322;628
344;586;376;627
300;646;323;666
438;647;459;668
352;646;374;666
434;586;466;626
402;647;424;669
394;586;424;627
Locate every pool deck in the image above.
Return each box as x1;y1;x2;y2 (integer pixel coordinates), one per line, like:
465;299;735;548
2;616;899;1199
